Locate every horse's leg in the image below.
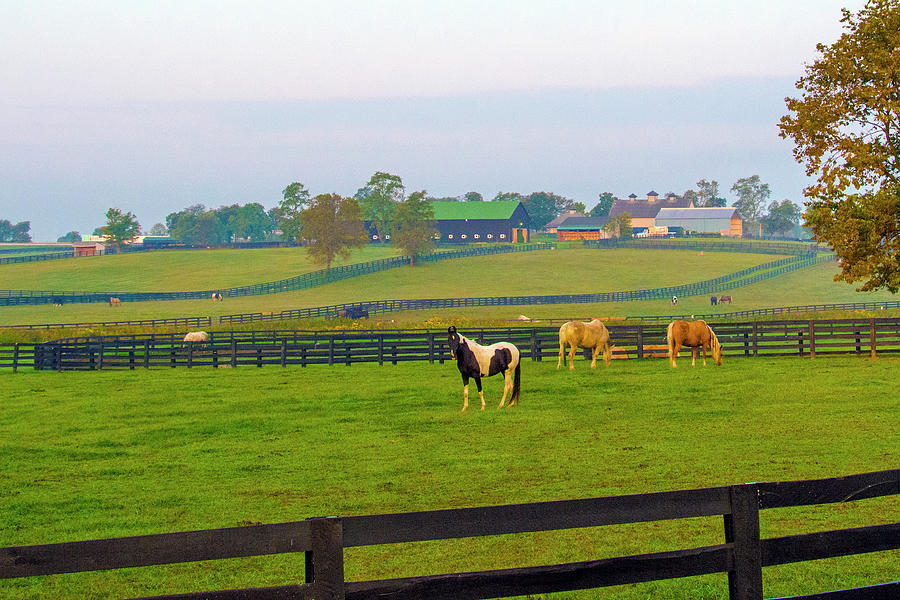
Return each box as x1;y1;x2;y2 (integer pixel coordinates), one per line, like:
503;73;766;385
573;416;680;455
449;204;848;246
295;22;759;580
474;377;485;411
691;346;697;367
461;375;470;412
670;343;679;368
568;345;577;370
498;372;510;408
557;342;565;370
702;342;708;366
590;345;599;368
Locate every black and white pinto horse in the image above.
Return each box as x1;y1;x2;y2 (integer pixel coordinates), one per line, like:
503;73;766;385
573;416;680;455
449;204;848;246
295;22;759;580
447;326;520;411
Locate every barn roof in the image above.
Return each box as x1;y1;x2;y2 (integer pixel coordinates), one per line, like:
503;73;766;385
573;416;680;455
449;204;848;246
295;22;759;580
608;195;693;219
556;216;610;230
545;210;586;229
429;200;523;220
656;207;738;220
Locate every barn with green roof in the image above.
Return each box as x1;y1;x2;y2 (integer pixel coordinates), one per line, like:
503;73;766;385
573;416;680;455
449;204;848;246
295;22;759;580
428;200;531;243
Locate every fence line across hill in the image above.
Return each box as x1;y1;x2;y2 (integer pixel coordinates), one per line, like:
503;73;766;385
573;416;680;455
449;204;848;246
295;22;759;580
8;317;900;371
1;469;897;599
0;243;553;306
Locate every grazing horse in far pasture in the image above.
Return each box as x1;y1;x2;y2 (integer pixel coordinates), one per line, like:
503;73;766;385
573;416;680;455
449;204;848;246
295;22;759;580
109;297;122;307
339;306;369;319
211;292;223;301
666;320;722;368
182;331;210;348
51;296;64;307
557;319;612;370
719;295;733;304
448;326;520;411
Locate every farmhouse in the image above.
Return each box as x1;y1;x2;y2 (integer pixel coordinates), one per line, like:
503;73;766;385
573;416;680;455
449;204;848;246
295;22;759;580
607;191;694;229
544;209;586;234
428;200;531;243
655;207;743;237
555;217;611;241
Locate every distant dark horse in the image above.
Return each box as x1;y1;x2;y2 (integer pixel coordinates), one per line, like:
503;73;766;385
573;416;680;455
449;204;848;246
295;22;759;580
339;306;369;319
51;296;64;307
710;296;718;306
448;326;520;411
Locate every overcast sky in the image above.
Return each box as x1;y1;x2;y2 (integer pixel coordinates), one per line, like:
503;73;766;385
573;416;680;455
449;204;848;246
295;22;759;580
1;0;864;241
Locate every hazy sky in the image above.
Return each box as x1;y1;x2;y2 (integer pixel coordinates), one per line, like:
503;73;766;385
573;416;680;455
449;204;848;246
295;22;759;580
1;1;865;241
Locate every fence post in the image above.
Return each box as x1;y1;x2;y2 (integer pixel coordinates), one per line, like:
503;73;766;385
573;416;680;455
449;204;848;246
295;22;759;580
98;341;104;370
752;323;758;357
725;484;763;600
187;344;193;368
808;322;816;359
12;343;19;373
305;517;345;600
428;332;434;364
636;325;644;359
870;318;877;358
231;340;238;368
144;340;150;368
281;340;287;367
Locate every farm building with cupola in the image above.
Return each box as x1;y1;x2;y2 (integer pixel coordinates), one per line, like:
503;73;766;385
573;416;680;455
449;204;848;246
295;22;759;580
428;200;531;243
555;216;612;241
607;191;694;229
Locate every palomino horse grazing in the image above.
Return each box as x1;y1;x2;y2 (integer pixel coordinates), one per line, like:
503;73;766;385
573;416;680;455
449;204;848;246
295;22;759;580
109;297;122;307
448;326;521;411
211;292;224;301
666;320;722;368
182;331;210;348
557;319;612;370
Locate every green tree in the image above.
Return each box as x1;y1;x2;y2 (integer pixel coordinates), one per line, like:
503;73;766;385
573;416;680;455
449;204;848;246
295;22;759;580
572;201;587;214
356;172;404;242
57;231;81;243
273;182;310;243
779;0;900;291
697;179;726;207
522;191;573;230
148;223;168;236
682;189;699;206
301;193;368;271
603;212;632;238
392;190;436;265
0;220;32;242
731;175;770;238
762;199;802;237
590;192;616;218
492;191;527;203
463;191;483;202
102;208;141;247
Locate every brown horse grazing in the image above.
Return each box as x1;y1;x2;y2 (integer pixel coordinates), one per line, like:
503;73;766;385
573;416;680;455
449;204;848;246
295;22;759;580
109;297;122;307
666;320;722;368
719;295;733;304
558;319;612;370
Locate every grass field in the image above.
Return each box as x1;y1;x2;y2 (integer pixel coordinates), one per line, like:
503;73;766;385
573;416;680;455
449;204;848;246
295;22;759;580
1;357;897;599
0;246;401;292
0;248;896;335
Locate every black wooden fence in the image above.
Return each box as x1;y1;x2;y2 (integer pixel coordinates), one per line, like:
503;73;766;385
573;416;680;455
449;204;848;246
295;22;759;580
1;469;897;599
14;318;900;371
0;243;553;306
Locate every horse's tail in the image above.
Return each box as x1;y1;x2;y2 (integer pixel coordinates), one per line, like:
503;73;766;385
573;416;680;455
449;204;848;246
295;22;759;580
510;359;521;405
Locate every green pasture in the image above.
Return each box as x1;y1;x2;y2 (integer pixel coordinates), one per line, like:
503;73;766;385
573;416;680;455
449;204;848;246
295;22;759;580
1;357;897;599
0;248;897;338
0;248;782;327
0;246;401;292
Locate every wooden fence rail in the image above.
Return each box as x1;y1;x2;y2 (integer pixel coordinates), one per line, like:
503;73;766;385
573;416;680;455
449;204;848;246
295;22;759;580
13;318;900;371
1;470;896;599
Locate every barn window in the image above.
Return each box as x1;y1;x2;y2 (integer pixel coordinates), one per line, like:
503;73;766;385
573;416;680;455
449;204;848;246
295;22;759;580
385;235;391;240
461;234;467;239
448;234;454;239
487;234;493;239
372;234;379;240
474;234;480;239
499;234;506;239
